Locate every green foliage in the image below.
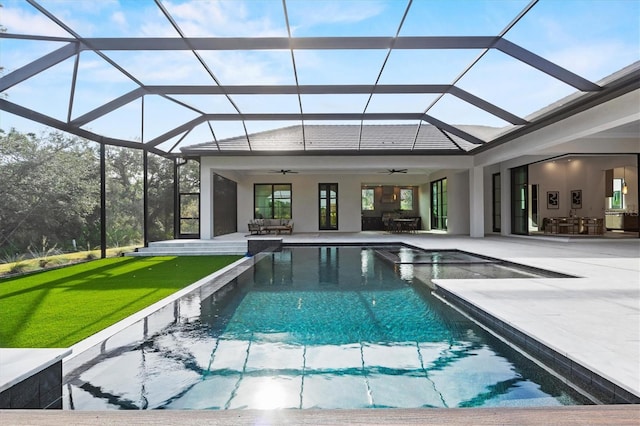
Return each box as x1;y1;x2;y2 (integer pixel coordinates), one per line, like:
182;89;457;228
105;145;143;246
0;246;138;276
178;159;200;192
104;146;178;244
8;260;28;274
0;129;184;255
28;236;62;267
147;153;176;241
0;129;100;252
2;252;24;264
0;255;242;347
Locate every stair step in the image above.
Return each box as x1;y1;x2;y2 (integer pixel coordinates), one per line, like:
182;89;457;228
125;240;248;256
126;250;246;257
148;242;247;248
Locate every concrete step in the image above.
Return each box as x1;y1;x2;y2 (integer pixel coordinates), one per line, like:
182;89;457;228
126;250;246;256
147;242;245;249
125;240;248;256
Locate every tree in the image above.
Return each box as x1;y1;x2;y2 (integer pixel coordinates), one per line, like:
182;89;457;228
147;153;175;241
103;147;176;245
104;145;143;247
0;129;183;257
0;129;100;254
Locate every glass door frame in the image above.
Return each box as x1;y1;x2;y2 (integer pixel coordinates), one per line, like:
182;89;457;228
174;159;200;239
431;178;447;230
319;183;338;230
510;165;528;235
492;172;501;232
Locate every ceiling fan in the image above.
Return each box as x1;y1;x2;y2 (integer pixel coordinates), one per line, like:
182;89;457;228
270;169;298;175
379;168;408;174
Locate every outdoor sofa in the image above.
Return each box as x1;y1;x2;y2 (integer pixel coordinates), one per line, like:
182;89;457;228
248;219;294;235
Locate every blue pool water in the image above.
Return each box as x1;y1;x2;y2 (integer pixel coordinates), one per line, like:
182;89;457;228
63;246;591;409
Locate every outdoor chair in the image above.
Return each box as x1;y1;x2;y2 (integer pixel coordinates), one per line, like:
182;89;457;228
584;218;604;235
408;218;419;233
248;220;264;235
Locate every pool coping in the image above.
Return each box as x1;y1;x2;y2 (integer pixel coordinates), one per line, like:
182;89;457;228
0;349;71;393
0;348;71;409
432;285;640;404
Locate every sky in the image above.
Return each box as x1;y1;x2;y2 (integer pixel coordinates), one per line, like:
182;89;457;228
0;0;638;152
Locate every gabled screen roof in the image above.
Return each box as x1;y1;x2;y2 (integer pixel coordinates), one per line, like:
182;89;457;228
0;0;638;156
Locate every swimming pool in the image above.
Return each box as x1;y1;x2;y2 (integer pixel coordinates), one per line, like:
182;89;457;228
63;245;591;409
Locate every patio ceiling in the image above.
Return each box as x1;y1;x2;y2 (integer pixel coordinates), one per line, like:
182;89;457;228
0;0;638;157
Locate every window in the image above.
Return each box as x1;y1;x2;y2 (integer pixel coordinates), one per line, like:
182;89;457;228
254;184;291;219
400;188;414;210
431;178;447;230
361;188;374;211
177;159;200;237
611;178;623;209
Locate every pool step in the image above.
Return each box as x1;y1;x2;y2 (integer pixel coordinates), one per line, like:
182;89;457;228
125;240;248;256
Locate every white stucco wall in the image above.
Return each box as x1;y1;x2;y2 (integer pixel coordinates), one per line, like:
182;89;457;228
418;183;431;230
447;170;470;235
483;164;500;234
424;169;470;235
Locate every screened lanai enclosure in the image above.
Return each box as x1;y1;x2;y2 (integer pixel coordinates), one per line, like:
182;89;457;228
1;0;638;255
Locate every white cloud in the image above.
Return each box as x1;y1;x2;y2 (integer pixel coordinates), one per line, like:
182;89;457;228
456;51;577;119
290;0;386;28
111;11;127;29
159;0;286;37
547;42;639;83
107;50;214;84
77;56;132;84
199;51;295;85
0;6;71;37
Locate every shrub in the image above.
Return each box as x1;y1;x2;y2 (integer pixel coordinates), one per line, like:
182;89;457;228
9;261;29;274
2;252;24;265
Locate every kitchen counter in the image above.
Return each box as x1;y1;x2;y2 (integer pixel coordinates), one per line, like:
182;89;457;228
605;212;639;231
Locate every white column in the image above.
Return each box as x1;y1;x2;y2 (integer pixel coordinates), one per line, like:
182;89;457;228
200;166;213;239
469;166;484;238
501;164;510;236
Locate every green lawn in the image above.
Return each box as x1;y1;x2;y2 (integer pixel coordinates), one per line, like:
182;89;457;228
0;255;242;348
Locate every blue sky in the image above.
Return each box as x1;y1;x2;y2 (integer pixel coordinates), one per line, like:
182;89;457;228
0;0;638;150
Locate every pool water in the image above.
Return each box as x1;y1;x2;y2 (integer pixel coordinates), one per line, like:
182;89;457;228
64;246;591;410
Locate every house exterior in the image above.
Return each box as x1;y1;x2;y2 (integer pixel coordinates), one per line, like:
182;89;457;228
183;84;639;239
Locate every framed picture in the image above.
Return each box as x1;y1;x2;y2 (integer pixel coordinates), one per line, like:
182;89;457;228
547;191;559;209
571;189;582;209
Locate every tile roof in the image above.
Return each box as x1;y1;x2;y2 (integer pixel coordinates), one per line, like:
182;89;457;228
183;124;476;154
